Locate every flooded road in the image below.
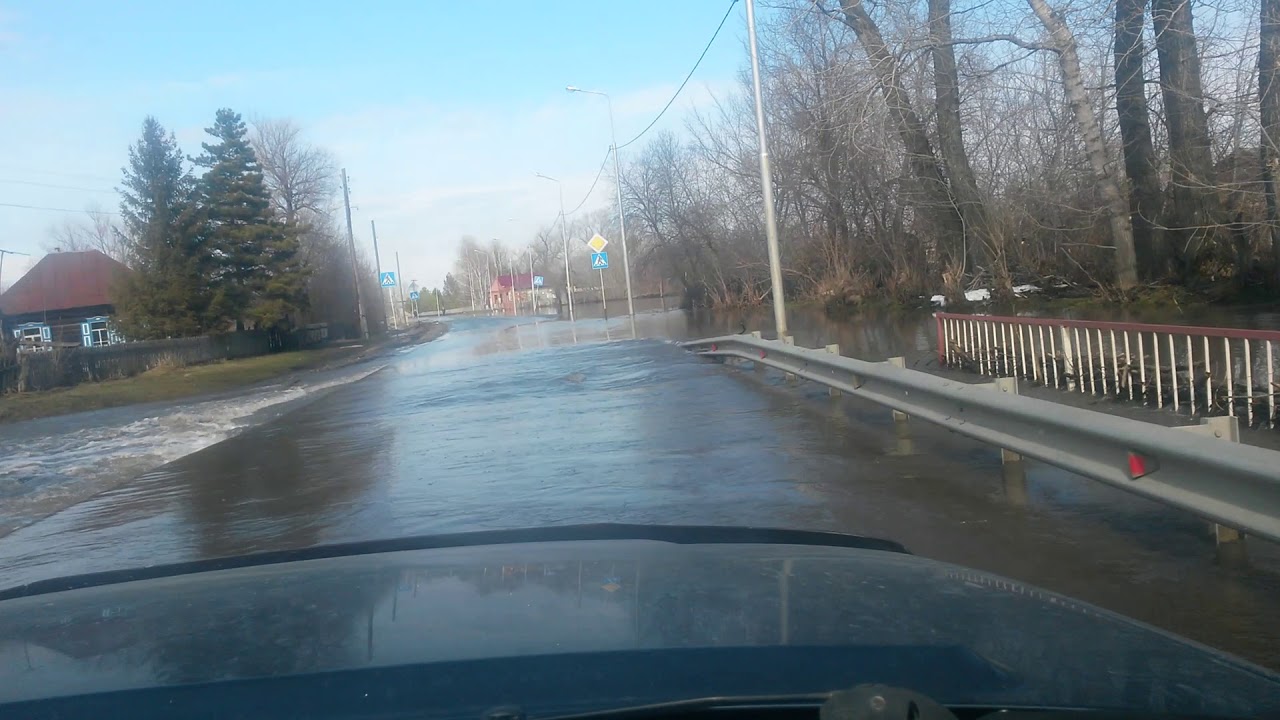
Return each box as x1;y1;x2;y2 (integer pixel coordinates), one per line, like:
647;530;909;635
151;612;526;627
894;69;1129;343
2;305;1279;671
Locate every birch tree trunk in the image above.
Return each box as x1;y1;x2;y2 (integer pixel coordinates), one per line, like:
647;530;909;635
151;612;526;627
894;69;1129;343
1027;0;1139;288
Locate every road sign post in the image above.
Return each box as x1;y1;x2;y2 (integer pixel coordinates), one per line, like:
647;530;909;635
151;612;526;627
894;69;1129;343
586;235;611;321
600;269;607;320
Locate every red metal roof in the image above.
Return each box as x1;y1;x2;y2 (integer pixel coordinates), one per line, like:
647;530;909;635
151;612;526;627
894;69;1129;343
0;250;130;317
489;273;536;292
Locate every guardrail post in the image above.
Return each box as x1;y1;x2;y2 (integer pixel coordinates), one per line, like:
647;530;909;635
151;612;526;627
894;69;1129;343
825;344;841;396
1175;416;1246;555
751;331;765;372
887;357;908;422
985;377;1022;463
782;335;797;382
892;418;914;456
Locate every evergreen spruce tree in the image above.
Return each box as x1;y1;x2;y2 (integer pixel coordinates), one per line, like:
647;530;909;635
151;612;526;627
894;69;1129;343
112;116;210;339
197;108;307;331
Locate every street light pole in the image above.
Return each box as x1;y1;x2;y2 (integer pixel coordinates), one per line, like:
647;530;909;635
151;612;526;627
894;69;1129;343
535;172;574;321
745;0;789;337
508;254;516;316
566;86;634;318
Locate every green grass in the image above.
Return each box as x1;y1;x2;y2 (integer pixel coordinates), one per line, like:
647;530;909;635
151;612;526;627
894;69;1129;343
0;345;363;424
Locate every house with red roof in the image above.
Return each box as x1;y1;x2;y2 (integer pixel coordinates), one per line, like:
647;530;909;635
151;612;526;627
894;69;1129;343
488;272;545;314
0;250;131;351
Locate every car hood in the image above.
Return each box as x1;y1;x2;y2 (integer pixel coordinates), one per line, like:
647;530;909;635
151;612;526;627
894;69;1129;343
0;526;1276;715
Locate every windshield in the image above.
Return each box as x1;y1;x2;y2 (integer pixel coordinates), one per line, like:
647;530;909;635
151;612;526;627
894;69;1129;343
2;0;1280;716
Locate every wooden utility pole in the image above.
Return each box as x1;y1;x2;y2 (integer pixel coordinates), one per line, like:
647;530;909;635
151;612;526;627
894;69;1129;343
371;220;392;330
341;169;369;339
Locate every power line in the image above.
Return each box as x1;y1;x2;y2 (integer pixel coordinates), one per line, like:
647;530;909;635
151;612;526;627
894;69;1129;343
617;0;738;150
0;164;117;183
0;178;118;193
0;201;119;216
565;149;613;217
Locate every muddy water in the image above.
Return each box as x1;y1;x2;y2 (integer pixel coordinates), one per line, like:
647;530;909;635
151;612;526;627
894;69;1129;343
1;305;1278;672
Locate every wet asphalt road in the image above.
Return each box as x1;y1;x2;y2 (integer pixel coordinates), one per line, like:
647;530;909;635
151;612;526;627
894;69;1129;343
1;308;1278;670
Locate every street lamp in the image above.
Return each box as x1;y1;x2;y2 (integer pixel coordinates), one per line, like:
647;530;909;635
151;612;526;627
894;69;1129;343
744;0;789;336
566;85;635;318
535;172;574;322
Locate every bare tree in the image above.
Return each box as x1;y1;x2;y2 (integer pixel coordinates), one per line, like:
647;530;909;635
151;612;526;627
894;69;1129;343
250;118;337;225
928;0;998;285
1114;0;1167;279
818;0;972;286
1151;0;1224;273
1027;0;1139;287
1261;0;1280;283
44;206;130;264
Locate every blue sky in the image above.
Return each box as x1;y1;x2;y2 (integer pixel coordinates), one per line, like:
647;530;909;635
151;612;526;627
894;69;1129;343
0;0;749;289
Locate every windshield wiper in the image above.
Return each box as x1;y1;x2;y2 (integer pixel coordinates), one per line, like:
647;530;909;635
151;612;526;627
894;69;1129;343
533;684;1246;720
531;693;830;720
534;685;966;720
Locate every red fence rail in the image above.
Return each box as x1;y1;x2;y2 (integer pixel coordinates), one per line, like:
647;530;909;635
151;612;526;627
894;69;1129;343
934;312;1280;428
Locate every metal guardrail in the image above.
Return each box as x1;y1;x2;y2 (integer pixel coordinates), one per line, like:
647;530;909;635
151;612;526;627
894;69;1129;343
680;333;1280;544
935;312;1280;429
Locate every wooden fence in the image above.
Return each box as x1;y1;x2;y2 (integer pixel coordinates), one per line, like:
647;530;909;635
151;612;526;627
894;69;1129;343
0;328;325;395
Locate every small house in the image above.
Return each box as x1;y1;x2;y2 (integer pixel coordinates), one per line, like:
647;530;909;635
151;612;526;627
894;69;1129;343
0;250;130;351
488;273;544;314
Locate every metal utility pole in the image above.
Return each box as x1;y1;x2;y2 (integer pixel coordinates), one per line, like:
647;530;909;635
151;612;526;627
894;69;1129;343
508;254;516;315
745;0;789;337
566;87;634;317
435;289;443;316
0;248;31;296
395;251;406;325
341;169;369;339
371;220;393;330
529;249;536;313
535;173;574;321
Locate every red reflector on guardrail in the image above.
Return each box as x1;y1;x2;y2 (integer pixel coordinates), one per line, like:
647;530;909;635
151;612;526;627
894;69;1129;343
759;350;767;359
710;343;717;351
1128;452;1156;479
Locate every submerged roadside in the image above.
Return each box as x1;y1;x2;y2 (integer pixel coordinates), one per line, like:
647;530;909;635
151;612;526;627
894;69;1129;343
0;321;448;538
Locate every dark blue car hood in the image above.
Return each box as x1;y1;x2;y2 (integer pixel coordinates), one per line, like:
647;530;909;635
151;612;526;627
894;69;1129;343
0;525;1276;717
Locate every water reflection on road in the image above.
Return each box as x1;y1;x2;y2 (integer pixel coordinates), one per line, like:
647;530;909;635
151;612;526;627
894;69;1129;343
1;303;1278;672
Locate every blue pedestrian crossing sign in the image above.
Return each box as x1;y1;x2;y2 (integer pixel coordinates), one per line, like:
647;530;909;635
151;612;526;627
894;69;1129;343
590;252;609;270
533;275;545;287
380;271;397;287
409;291;420;301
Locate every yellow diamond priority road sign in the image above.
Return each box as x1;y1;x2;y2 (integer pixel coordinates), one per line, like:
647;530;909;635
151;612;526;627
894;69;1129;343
587;233;609;253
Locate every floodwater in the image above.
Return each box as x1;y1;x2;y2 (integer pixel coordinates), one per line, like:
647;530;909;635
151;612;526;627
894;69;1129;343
1;301;1279;673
